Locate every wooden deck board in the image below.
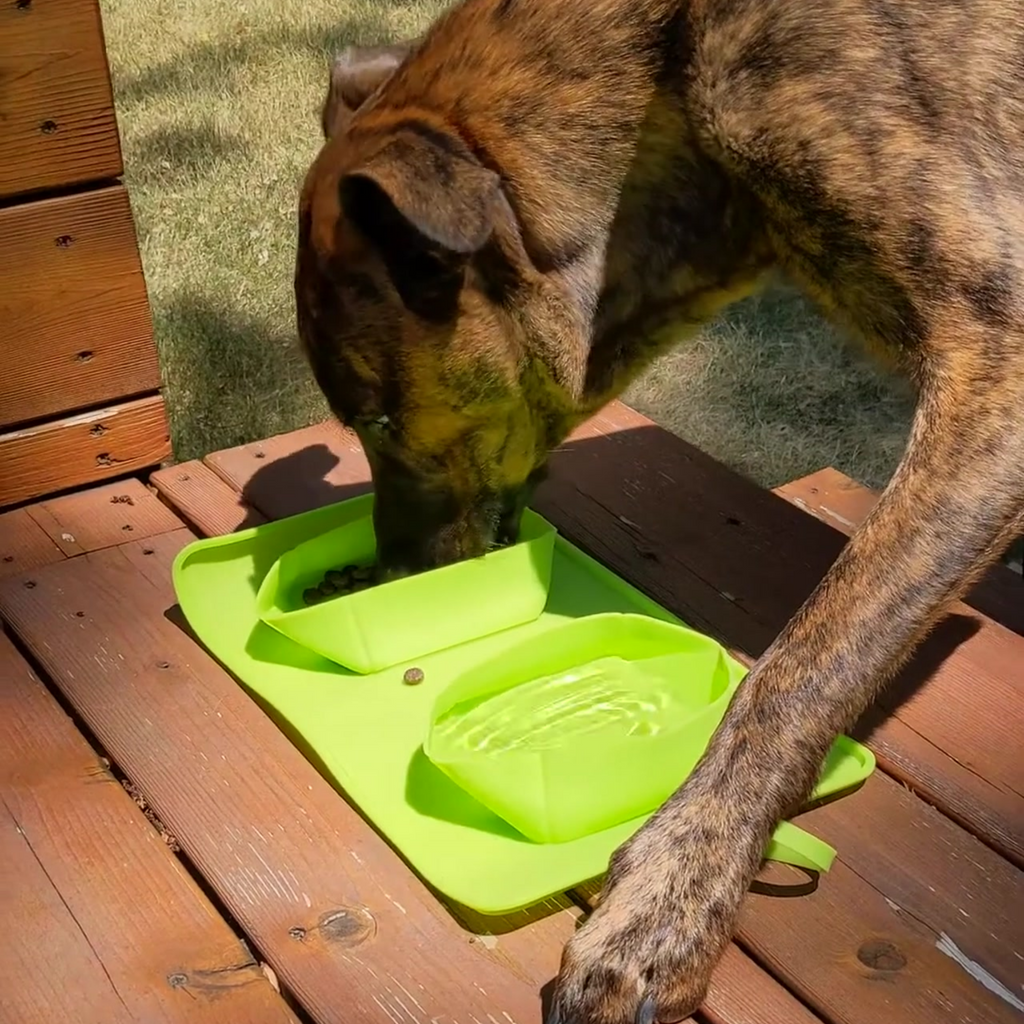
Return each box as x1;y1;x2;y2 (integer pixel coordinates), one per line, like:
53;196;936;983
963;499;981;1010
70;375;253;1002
790;773;1023;997
177;399;1024;1023
741;772;1024;1023
690;946;824;1024
203;421;371;519
0;508;64;580
150;461;267;536
0;0;123;201
775;467;1023;633
0;394;171;508
25;478;183;556
0;799;135;1024
0;185;160;429
0;631;296;1023
0;478;181;578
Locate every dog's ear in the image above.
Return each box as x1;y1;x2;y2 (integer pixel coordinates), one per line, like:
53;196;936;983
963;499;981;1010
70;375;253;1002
321;41;415;139
339;127;501;320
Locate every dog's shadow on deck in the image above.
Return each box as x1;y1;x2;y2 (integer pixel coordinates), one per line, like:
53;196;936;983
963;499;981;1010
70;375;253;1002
229;441;372;531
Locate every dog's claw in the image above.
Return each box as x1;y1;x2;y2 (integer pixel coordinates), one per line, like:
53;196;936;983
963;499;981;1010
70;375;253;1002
635;995;657;1024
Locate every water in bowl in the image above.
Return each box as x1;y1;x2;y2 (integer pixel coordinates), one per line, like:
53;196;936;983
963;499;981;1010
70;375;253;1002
430;655;701;757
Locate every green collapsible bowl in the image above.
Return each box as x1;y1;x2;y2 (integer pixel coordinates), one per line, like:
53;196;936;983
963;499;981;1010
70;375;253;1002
424;611;844;871
425;613;744;845
254;493;557;674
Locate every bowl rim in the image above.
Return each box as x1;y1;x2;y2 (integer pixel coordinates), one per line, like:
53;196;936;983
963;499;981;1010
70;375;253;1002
256;506;559;627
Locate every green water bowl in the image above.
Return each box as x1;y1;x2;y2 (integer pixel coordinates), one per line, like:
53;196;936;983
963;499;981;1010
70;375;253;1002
254;495;558;674
424;613;744;845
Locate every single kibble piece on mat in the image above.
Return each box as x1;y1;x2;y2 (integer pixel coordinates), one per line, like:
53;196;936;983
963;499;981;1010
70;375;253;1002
302;587;323;606
403;667;425;685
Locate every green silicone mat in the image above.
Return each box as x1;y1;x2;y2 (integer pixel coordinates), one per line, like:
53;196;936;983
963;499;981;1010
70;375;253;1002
172;497;875;914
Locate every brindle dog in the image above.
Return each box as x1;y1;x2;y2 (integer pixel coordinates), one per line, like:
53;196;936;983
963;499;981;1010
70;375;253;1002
296;1;1024;1020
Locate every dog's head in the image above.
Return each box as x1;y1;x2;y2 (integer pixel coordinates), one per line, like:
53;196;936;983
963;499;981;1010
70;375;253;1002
297;43;585;578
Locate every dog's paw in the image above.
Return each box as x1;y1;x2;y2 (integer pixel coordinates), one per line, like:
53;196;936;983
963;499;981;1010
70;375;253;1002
549;820;746;1024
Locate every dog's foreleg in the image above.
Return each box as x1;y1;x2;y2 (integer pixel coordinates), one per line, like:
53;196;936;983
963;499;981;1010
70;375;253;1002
552;346;1024;1023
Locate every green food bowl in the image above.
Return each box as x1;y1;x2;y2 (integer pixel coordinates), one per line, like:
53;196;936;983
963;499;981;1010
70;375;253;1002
254;494;557;674
424;613;744;844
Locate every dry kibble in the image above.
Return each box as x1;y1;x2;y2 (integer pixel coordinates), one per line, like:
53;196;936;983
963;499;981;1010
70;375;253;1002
300;563;378;606
403;667;425;685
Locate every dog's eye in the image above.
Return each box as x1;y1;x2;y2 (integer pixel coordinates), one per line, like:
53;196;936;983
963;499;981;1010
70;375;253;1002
358;414;393;444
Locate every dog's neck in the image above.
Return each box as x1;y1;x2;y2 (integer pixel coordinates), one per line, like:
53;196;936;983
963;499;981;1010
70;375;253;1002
370;0;770;417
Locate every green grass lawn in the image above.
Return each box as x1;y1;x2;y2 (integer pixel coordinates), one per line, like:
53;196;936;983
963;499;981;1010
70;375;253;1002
101;0;915;491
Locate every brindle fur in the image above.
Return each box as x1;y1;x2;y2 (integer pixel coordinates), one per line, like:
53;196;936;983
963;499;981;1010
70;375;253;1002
296;1;1024;1020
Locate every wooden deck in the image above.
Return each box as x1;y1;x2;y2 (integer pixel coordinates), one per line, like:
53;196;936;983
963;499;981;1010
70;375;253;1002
1;399;1021;1024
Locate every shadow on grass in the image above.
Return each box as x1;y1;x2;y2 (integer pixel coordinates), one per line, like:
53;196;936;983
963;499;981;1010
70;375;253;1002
129;122;251;186
626;283;917;492
717;288;915;433
112;14;402;109
157;291;326;463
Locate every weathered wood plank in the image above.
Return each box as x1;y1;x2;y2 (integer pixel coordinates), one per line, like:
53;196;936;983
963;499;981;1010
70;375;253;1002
0;186;159;428
775;468;1024;635
151;461;267;536
0;632;297;1023
0;0;122;200
0;395;171;508
0;508;64;580
25;478;181;556
0;799;135;1024
203;421;371;518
